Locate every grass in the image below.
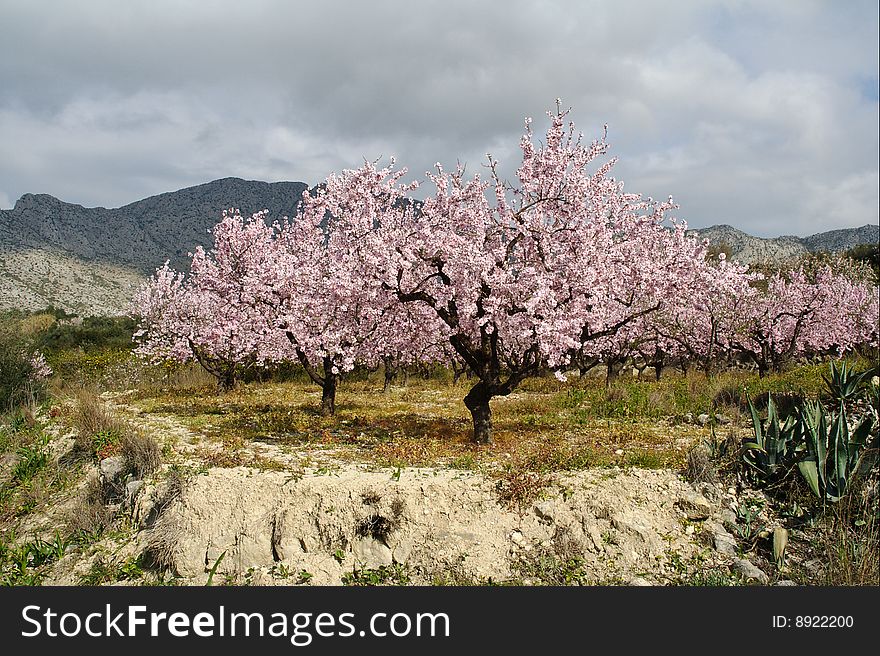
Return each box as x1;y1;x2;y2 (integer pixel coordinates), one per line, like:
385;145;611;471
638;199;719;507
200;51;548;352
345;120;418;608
0;531;70;585
816;488;879;586
342;563;411;586
2;342;874;586
126;374;717;475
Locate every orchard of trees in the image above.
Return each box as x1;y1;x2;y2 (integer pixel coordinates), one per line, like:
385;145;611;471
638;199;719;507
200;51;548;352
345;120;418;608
131;104;880;443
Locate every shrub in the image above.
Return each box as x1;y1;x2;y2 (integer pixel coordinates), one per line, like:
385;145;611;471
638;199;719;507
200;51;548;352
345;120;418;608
119;430;161;479
0;329;50;410
70;388;129;456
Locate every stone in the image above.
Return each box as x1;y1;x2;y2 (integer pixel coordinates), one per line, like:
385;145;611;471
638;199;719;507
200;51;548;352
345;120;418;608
734;558;769;584
586;525;605;553
510;531;525;545
775;580;797;586
99;456;125;482
351;538;393;569
125;479;144;499
392;537;415;563
714;414;731;425
713;529;738;557
697;413;711;426
719;509;737;528
676;493;713;521
628;576;652;586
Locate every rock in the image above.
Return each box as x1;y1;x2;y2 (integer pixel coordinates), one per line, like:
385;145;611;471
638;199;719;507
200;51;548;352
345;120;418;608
714;414;731;425
697;414;711;426
628;576;652;586
125;479;144;499
510;531;525;545
719;509;737;529
351;538;393;569
100;456;126;482
534;502;555;523
392;537;415;563
611;513;663;557
734;558;769;584
713;528;738;557
775;580;797;586
676;493;713;521
586;524;605;553
698;482;720;501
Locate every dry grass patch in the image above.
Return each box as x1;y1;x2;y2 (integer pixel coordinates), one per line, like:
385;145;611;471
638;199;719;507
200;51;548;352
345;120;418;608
130;378;696;473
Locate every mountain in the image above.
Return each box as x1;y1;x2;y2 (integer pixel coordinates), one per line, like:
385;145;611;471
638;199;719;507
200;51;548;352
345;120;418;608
0;178;307;315
0;179;877;315
0;178;307;273
687;223;879;265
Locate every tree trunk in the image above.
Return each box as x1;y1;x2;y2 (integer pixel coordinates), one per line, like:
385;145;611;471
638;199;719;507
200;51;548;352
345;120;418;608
382;355;397;392
320;357;337;416
219;367;237;392
605;359;621;387
464;381;493;444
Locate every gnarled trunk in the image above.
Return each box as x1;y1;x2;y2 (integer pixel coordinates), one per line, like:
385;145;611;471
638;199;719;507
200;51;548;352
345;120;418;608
605;358;622;387
464;381;493;444
382;355;397;392
320;357;337;416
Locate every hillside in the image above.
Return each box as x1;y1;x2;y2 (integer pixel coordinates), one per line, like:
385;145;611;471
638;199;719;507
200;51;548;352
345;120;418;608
687;223;879;265
1;179;876;315
0;178;307;314
0;178;307;274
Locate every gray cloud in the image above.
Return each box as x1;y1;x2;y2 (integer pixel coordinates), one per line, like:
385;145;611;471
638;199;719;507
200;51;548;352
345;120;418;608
0;0;877;237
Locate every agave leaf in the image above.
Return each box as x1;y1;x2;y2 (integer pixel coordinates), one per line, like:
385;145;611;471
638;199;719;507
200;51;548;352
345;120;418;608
767;396;778;433
830;403;849;497
772;527;788;569
797;459;821;498
747;397;763;447
815;404;828;491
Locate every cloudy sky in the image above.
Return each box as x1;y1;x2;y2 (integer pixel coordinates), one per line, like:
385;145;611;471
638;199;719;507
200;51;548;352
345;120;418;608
0;0;877;237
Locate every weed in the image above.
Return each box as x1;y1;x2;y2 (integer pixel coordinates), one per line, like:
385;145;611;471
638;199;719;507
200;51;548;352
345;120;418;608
119;430;160;478
206;550;227;586
12;442;49;484
342;563;411;586
509;547;592;585
494;468;551;512
80;555;144;585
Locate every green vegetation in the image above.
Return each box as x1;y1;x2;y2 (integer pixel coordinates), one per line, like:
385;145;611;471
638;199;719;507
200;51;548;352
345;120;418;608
1;306;877;586
742;361;878;507
342;563;411;586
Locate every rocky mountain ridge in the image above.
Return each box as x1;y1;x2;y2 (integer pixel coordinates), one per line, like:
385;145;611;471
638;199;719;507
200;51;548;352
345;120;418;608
1;178;877;315
687;223;879;265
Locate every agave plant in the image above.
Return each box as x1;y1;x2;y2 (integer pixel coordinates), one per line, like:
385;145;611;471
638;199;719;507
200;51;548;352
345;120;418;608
742;395;803;486
797;400;878;503
821;361;879;404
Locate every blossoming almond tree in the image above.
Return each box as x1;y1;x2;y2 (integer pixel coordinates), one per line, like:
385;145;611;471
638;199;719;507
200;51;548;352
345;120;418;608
131;210;285;389
271;175;444;415
728;264;879;375
316;104;718;443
